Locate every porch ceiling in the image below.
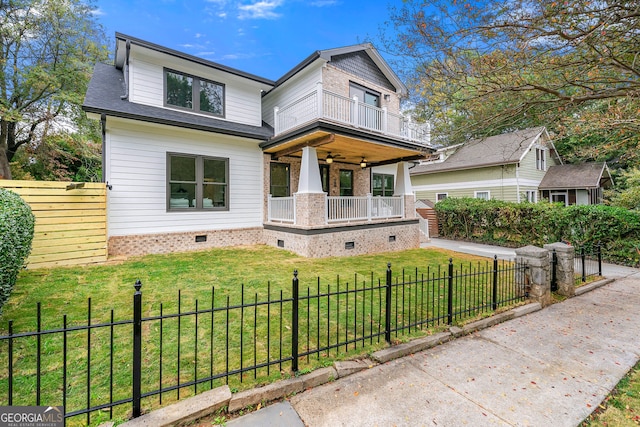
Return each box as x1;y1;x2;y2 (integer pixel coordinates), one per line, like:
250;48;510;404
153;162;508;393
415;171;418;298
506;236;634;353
262;127;429;167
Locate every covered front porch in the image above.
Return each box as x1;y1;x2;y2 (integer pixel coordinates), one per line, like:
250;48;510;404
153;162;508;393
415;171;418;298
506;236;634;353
261;127;432;256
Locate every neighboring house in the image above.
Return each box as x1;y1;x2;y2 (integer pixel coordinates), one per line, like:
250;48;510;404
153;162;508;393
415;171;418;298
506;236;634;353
83;33;432;258
410;127;562;203
538;162;613;205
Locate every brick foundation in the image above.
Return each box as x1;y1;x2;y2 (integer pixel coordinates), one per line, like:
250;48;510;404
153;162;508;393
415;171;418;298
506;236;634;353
264;220;420;258
108;227;265;257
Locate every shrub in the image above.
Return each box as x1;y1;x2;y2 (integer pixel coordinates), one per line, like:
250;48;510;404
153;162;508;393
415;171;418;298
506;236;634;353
0;188;35;313
435;198;640;266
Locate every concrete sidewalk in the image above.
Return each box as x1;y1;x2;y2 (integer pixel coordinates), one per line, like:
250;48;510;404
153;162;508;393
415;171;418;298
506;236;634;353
225;241;640;427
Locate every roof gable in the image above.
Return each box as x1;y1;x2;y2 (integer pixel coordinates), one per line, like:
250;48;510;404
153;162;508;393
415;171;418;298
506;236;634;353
329;51;395;92
273;43;407;95
411;127;562;175
538;162;613;190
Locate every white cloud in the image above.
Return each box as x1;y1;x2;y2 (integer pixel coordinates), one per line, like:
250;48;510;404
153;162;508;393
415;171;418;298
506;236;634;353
238;1;283;20
91;7;105;16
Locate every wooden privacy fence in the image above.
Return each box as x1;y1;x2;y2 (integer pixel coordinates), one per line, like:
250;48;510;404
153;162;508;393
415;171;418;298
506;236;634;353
0;180;107;269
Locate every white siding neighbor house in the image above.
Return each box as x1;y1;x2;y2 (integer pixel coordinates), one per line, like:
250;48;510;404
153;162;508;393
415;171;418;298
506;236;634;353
83;33;433;258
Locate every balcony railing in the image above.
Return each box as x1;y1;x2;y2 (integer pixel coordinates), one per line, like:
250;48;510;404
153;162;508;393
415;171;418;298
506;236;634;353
273;83;430;145
267;194;404;225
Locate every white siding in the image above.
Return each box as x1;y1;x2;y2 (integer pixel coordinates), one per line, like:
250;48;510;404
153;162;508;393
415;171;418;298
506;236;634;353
262;65;323;126
127;47;265;126
105;118;263;237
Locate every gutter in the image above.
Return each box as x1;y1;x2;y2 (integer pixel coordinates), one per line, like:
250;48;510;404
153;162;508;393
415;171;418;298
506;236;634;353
120;40;131;100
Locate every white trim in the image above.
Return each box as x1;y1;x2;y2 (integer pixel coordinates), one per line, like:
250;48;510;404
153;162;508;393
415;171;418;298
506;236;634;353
412;178;541;192
525;190;537;203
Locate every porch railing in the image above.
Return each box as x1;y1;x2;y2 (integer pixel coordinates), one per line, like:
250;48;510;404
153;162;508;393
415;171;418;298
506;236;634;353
267;195;404;224
273;83;431;145
268;195;296;223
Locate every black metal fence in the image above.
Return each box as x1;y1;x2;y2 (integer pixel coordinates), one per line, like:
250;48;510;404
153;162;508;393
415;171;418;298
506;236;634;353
1;258;526;425
574;245;603;284
550;245;603;291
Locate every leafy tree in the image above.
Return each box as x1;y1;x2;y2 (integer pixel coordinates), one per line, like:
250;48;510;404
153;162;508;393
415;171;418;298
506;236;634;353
11;132;102;182
0;0;109;179
606;168;640;211
381;0;640;157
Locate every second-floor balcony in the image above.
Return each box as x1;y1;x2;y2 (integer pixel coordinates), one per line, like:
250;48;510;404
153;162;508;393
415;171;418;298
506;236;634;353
273;83;431;145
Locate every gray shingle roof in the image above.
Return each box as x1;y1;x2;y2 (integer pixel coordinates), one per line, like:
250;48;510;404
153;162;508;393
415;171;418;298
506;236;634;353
82;62;274;140
410;127;547;175
538;162;611;190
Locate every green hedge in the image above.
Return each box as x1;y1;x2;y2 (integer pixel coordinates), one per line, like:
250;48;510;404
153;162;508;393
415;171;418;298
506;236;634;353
435;198;640;266
0;188;35;313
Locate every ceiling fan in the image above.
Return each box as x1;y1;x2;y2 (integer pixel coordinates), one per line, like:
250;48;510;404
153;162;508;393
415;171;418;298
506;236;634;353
325;152;345;164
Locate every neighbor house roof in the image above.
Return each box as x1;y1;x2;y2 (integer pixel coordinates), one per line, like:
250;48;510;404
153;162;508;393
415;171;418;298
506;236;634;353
83;62;274;140
410;127;560;175
538;162;613;190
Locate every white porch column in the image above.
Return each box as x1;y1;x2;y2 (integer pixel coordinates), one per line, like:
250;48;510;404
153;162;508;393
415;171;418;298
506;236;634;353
296;146;326;226
394;161;415;219
297;146;323;194
394;161;413;196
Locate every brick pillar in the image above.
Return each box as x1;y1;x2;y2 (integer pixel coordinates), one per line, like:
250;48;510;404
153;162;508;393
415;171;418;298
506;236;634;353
515;245;551;307
404;194;415;220
294;193;326;227
544;242;575;297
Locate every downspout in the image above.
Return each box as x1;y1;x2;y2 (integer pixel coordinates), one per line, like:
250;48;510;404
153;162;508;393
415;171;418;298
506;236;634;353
516;163;520;202
100;114;111;189
120;40;131;100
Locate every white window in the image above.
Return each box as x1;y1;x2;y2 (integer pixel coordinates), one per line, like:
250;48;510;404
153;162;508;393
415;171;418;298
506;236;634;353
525;190;537;203
475;191;490;200
436;193;448;202
536;148;546;171
167;153;228;211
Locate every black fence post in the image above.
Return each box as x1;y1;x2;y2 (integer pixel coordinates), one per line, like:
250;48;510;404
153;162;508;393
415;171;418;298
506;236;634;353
551;249;558;292
291;270;299;373
492;255;498;310
385;263;392;344
447;258;454;325
597;243;602;276
581;247;586;283
8;320;13;406
132;280;142;418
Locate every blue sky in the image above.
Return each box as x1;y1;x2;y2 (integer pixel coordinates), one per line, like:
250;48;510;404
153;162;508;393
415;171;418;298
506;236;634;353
93;0;405;81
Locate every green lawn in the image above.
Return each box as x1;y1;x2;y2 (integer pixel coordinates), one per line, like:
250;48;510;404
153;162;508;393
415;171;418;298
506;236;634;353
581;359;640;426
0;244;508;426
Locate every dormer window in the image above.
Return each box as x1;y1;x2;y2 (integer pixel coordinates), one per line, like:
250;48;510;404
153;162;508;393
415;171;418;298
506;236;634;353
164;69;225;117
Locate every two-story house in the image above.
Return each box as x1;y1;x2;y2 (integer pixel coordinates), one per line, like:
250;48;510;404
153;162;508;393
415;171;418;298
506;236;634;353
410;127;562;203
83;33;432;258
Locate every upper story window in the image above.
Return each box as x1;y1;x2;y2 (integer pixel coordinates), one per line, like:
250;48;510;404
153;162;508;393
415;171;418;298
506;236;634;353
535;148;546;171
164;69;225;117
349;82;380;107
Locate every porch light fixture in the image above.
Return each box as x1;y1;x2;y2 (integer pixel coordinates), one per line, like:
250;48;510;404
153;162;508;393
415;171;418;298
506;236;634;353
360;157;367;168
326;153;334;164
